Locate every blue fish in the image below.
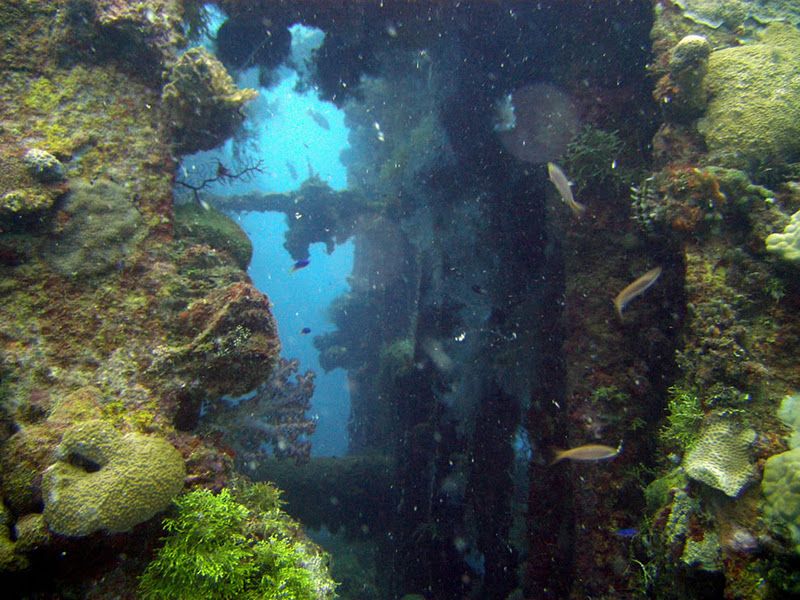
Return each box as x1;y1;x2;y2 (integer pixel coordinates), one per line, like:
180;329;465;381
300;327;311;335
290;259;310;272
613;528;639;539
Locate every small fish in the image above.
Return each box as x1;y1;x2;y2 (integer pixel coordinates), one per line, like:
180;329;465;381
547;162;586;217
471;284;488;295
300;327;311;335
290;259;310;272
215;160;231;178
286;161;298;180
550;442;622;465
613;266;662;318
307;108;330;130
613;528;639;539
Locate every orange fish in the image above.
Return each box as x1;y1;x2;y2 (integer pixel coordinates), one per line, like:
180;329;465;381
550;442;622;465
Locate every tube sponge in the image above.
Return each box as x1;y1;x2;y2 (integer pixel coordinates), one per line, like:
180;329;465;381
42;420;185;537
766;210;800;263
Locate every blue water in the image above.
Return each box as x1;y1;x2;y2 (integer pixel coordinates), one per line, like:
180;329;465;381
181;19;354;456
242;212;353;456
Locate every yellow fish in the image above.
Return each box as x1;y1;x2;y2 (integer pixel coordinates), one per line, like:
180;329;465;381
550;442;622;465
547;162;586;217
613;266;662;318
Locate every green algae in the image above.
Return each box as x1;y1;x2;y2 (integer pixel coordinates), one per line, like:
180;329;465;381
139;484;336;600
660;386;704;451
681;529;721;571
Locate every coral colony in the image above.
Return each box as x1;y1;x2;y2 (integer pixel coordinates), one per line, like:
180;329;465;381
205;358;317;467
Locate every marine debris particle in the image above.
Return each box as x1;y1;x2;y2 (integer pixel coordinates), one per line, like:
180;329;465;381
613;266;662;318
493;93;516;132
547;162;586;217
550;442;621;465
421;337;454;372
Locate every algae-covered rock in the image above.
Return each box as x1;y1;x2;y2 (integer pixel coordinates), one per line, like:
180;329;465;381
663;488;698;549
162;47;257;154
13;513;50;555
43;178;146;277
92;0;185;78
42;419;185;537
645;467;689;513
173;203;252;270
766;210;800;264
0;503;27;572
0;188;57;221
684;418;755;497
698;24;800;170
682;529;721;571
23;148;64;183
668;35;711;118
763;447;800;553
158;282;280;398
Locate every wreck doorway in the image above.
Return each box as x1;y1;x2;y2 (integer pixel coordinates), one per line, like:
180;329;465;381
174;15;355;458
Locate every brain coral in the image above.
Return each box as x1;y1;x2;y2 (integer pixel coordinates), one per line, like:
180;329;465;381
698;23;800;170
42;420;185;537
684;418;755;497
762;448;800;553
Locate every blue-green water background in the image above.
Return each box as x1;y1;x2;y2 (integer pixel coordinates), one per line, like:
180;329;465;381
181;16;354;456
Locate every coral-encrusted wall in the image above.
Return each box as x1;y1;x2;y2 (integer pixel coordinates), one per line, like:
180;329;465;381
0;1;295;594
639;4;800;599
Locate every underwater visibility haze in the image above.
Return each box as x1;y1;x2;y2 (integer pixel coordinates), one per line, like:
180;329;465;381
2;1;800;599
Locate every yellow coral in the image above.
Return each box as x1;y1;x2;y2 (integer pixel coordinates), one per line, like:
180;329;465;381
42;420;185;537
766;210;800;263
